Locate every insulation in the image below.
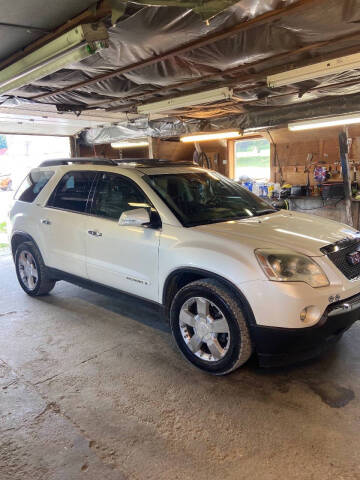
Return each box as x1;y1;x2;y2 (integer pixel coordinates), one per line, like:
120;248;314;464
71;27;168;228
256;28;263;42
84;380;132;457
2;0;360;141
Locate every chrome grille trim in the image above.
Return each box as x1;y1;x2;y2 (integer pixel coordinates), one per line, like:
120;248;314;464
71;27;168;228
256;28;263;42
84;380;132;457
328;292;360;317
323;238;360;280
320;233;360;255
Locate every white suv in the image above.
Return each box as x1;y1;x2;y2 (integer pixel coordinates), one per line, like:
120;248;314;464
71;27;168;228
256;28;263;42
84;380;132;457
9;158;360;374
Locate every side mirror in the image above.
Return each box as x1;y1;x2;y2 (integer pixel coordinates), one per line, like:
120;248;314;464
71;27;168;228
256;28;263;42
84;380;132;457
119;207;151;227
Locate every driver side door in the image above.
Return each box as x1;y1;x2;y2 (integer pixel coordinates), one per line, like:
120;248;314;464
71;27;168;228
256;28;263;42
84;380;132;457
85;172;160;302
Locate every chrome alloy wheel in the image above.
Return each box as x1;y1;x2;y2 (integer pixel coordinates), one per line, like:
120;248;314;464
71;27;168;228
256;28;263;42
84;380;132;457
179;297;230;362
18;250;38;291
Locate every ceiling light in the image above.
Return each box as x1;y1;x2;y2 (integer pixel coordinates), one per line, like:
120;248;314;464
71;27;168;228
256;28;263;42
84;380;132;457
267;52;360;88
137;87;233;115
111;140;149;148
0;23;108;95
288;113;360;131
180;131;240;142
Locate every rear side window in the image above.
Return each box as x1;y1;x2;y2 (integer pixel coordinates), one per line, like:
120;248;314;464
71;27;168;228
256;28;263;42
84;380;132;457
47;171;96;213
15;170;54;203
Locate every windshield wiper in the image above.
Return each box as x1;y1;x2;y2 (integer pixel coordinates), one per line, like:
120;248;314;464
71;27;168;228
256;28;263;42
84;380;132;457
186;215;249;227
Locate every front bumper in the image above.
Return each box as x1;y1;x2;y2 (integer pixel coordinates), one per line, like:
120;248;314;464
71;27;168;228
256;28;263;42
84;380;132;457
251;292;360;367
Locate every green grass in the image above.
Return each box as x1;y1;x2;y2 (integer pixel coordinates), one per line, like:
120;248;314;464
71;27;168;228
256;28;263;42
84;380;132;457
235;156;270;168
0;222;8;249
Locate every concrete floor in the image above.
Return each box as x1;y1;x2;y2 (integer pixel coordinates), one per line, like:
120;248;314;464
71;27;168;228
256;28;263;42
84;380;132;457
1;253;360;480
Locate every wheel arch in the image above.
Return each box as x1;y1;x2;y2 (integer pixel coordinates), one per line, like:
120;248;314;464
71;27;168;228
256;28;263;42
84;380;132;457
162;267;256;327
11;231;42;260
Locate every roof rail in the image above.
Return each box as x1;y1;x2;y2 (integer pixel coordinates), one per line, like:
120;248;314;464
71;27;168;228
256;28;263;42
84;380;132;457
38;158;117;167
113;159;196;167
38;157;197;168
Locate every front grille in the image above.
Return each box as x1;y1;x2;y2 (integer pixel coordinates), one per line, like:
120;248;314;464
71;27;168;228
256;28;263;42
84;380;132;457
325;241;360;280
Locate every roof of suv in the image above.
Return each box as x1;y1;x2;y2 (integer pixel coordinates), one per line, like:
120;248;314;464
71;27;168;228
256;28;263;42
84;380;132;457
37;157;205;176
39;158;196;168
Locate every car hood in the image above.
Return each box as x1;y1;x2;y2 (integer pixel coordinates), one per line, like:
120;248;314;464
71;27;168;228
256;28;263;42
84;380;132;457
193;210;358;256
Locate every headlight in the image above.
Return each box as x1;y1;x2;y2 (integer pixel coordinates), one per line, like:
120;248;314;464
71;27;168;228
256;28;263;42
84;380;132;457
255;249;329;288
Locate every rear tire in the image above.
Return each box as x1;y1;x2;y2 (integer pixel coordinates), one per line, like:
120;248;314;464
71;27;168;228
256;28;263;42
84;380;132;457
15;242;56;296
170;278;252;375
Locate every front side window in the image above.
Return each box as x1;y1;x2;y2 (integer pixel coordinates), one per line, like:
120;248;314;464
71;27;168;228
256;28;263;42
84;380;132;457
145;171;275;227
47;171;96;213
91;172;151;221
15;170;54;203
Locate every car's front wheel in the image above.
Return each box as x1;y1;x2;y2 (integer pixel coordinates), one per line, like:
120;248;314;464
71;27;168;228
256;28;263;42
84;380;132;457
170;278;252;375
15;242;56;296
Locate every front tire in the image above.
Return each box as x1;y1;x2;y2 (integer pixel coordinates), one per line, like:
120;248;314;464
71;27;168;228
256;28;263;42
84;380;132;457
170;278;252;375
15;242;56;296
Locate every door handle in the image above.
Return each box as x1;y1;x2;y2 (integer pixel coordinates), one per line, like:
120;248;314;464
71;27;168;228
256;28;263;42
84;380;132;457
41;219;51;225
88;230;102;237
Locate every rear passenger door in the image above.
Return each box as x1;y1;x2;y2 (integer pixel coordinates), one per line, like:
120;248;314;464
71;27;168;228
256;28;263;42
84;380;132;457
85;172;160;302
40;170;97;278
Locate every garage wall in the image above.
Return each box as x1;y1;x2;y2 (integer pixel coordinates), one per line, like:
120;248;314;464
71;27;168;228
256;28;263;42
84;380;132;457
267;126;360;185
79;142;149;159
260;126;360;228
78;138;230;176
78;126;360;185
150;139;193;162
153;139;230;176
197;140;229;176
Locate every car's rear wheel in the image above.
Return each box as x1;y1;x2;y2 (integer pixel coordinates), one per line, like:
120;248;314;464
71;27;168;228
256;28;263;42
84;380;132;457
15;242;56;296
170;278;252;375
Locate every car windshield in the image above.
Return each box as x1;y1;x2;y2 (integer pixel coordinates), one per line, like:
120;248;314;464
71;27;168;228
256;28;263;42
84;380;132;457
144;171;276;227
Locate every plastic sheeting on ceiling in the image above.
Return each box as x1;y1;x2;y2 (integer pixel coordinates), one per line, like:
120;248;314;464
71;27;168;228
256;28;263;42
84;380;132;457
2;0;360;142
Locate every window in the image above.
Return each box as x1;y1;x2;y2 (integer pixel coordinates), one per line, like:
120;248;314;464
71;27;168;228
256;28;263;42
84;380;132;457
234;139;270;182
91;173;151;221
15;170;54;203
145;171;275;227
47;171;96;213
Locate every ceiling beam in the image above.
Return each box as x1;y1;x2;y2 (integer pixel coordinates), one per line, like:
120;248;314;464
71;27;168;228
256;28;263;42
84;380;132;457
242;78;360;109
80;29;360;111
15;30;360;115
0;0;111;71
102;40;360;114
29;0;326;101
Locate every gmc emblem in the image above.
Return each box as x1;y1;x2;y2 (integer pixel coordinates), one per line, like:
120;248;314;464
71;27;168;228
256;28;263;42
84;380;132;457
347;250;360;265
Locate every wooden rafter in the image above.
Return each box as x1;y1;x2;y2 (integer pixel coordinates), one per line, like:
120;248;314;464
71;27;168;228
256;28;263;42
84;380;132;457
78;30;360;112
29;0;325;102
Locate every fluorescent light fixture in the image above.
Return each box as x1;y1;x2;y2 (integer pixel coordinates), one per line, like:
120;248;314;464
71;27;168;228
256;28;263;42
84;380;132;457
137;87;233;115
267;52;360;88
180;131;240;142
0;23;108;95
111;140;149;148
288;113;360;131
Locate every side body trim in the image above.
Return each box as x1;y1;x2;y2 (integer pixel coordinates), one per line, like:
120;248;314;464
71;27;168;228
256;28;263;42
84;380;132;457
45;266;164;309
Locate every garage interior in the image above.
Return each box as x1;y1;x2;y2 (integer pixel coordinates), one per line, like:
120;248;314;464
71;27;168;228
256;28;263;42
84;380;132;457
1;0;360;479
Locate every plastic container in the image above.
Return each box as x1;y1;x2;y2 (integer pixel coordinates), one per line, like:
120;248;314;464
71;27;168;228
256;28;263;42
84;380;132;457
243;182;253;191
261;185;268;197
252;183;260;196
